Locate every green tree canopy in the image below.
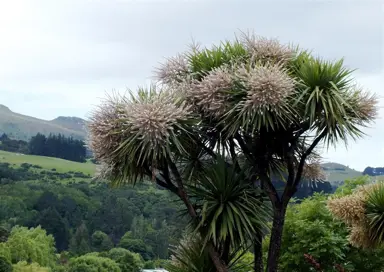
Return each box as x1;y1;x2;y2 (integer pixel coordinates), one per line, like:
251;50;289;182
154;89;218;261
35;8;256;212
68;255;121;272
12;261;49;272
118;232;153;261
103;248;143;272
6;226;56;267
91;231;113;252
69;222;90;256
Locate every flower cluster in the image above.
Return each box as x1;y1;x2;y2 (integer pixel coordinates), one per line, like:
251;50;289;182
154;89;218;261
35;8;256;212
301;162;327;181
154;54;190;85
355;91;378;121
88;90;191;178
327;193;366;225
241;33;294;65
188;66;234;117
327;183;382;248
88;94;127;163
123;93;191;148
236;64;295;112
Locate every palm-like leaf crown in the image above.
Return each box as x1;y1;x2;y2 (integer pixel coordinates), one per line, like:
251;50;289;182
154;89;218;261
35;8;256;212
186;157;271;248
166;233;253;272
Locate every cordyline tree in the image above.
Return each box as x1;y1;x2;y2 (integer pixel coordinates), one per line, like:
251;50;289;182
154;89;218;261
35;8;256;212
88;32;378;272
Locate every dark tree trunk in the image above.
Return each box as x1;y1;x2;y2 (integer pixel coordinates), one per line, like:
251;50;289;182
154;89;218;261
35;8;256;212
253;234;264;272
207;243;230;272
221;237;231;265
266;205;287;272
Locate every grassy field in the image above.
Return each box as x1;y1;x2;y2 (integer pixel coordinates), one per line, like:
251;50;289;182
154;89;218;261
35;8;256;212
0;149;370;185
0;150;96;175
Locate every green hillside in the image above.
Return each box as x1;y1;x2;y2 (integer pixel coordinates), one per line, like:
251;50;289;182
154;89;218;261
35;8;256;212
0;104;87;141
0;146;362;185
321;162;362;183
0;150;96;175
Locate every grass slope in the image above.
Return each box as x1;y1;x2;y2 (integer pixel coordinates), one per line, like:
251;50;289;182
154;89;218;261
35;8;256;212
321;162;362;183
0;150;96;175
0;105;86;141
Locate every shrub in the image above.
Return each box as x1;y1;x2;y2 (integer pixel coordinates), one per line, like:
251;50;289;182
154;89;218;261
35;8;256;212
68;255;121;272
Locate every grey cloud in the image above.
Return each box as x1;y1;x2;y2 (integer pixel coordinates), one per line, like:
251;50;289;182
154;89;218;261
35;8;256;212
36;0;383;74
1;0;383;171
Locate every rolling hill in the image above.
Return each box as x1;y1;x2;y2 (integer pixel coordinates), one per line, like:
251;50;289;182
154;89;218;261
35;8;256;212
0;104;87;141
321;162;362;183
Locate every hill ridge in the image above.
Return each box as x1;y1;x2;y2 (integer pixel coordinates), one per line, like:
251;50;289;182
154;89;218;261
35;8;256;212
0;104;86;141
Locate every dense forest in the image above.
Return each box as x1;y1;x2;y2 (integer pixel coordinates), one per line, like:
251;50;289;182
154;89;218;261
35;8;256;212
0;133;87;162
0;162;186;271
1;161;384;271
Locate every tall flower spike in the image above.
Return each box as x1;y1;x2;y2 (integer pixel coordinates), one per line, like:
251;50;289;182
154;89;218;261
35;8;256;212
241;32;294;65
188;66;233;117
154;54;190;85
237;64;295;112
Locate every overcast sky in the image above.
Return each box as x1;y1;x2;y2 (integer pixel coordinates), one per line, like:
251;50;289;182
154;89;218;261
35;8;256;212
0;0;383;170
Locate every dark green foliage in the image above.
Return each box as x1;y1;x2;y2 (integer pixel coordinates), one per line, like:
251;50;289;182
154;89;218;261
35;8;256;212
0;172;184;259
365;183;384;246
143;261;155;269
118;232;153;261
188;41;248;79
36;208;70;251
29;133;86;162
102;248;143;272
166;235;249;272
187;157;271;248
68;255;121;272
279;196;348;271
275;183;384;271
0;134;28;154
0;163;40;182
69;222;91;256
0;227;9;243
0;256;12;272
91;231;113;252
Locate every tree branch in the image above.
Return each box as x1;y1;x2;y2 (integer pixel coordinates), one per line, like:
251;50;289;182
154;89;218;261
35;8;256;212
228;138;240;170
281;140;297;205
261;173;281;208
167;156;198;218
234;133;253;161
293;129;327;188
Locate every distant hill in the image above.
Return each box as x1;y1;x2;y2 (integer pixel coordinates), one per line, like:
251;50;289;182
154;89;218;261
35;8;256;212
321;162;362;183
0;104;87;141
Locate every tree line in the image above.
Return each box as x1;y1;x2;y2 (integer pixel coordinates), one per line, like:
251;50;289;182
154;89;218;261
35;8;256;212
1;176;384;271
0;133;87;162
